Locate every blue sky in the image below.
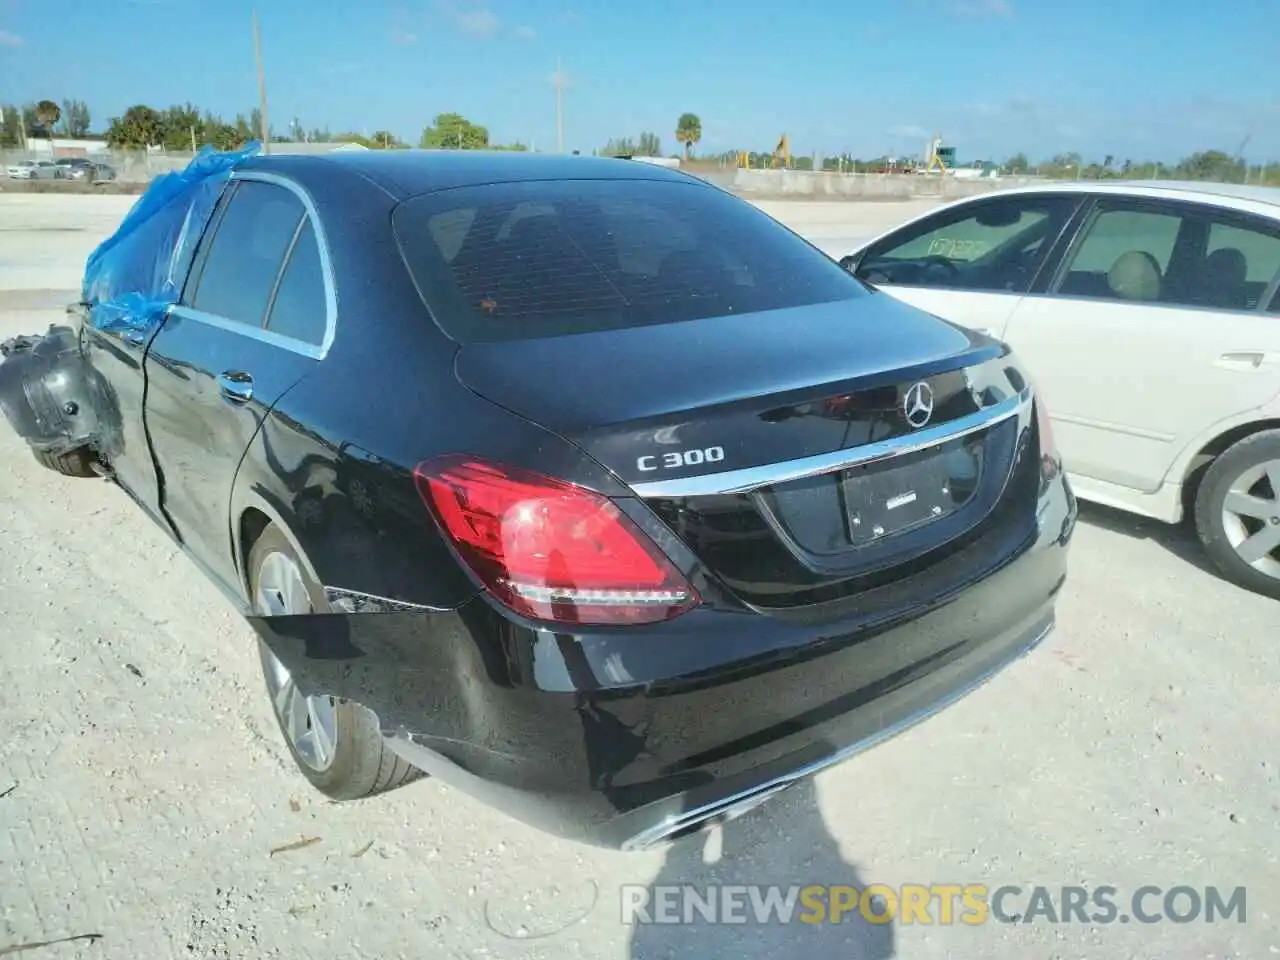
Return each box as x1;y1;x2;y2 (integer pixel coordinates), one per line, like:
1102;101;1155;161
1;0;1277;163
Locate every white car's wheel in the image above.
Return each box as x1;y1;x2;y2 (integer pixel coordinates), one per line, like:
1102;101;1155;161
1194;429;1280;600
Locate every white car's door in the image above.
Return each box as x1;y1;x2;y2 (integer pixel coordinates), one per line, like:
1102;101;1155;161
1001;194;1280;494
843;192;1085;338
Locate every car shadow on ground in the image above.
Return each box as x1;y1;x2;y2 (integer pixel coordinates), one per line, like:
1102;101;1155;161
628;776;895;960
1075;500;1220;577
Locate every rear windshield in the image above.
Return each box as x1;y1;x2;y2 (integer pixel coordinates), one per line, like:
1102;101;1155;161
391;177;868;342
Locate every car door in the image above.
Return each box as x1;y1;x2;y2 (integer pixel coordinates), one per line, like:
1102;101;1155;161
79;305;165;521
144;173;335;596
1000;194;1280;494
843;193;1083;337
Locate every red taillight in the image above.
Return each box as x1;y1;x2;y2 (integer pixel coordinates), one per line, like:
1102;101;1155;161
413;455;700;626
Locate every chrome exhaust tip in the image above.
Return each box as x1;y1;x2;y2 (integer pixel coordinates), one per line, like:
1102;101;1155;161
622;780;795;852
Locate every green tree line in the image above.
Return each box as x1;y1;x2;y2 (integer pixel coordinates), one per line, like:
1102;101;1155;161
1001;150;1280;185
599;131;663;158
0;101;528;153
5;98;1277;186
716;148;1280;185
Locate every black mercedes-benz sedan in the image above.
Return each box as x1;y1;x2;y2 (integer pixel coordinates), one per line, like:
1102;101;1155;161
0;150;1076;850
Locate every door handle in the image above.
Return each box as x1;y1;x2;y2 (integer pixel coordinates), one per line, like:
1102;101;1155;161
217;370;254;404
1216;352;1279;371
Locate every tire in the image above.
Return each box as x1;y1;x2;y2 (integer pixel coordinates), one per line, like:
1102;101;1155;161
1193;429;1280;600
247;523;422;800
32;446;100;478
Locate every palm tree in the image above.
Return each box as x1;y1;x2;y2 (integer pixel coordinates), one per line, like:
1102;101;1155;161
35;99;60;159
675;113;701;160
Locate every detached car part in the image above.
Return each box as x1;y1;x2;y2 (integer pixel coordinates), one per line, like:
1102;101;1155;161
0;313;121;478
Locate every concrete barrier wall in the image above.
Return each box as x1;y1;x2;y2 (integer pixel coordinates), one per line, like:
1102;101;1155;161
727;168;1044;200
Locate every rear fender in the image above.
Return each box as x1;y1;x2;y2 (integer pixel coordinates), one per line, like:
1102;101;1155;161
226;404;480;616
228;479;318;611
1167;398;1280;490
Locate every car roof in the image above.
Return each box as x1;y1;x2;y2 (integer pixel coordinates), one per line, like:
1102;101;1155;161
236;149;698;199
968;178;1280;218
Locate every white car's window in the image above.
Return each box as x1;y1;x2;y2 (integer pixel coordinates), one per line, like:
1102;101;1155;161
1200;221;1280;311
882;212;1043;262
1058;201;1280;311
1208;222;1280;285
852;196;1078;294
1065;209;1180;278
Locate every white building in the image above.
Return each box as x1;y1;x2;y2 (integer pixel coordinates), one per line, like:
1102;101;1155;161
13;137;113;158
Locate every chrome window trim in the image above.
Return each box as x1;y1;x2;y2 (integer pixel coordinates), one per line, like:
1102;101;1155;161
1256;262;1280;315
261;212;309;327
630;387;1032;499
177;169;338;359
167;304;325;359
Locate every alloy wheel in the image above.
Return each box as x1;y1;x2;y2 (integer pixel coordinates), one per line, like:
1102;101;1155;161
255;551;339;773
1219;459;1280;581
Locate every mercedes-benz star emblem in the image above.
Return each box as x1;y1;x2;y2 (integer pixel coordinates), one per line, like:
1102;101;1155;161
902;381;935;429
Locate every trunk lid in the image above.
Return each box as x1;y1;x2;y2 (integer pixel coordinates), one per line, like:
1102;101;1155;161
453;296;1037;611
453;296;993;463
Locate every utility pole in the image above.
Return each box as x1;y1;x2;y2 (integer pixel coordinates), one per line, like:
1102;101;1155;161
10;106;29;154
1235;133;1252;183
253;9;271;153
554;57;565;153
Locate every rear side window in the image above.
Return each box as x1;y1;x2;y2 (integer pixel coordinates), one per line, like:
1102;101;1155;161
392;178;867;342
1207;221;1280;284
189;180;306;326
265;219;328;345
1068;209;1181;274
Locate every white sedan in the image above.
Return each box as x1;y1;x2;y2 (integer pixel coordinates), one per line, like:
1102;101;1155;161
839;180;1280;598
5;159;62;180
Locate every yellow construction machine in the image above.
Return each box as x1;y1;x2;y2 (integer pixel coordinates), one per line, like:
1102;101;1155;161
771;133;790;168
924;133;955;174
735;134;792;169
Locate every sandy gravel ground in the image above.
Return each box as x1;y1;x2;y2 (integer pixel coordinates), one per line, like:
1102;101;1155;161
0;193;1276;960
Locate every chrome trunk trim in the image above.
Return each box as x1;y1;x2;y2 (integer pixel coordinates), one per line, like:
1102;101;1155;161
630;387;1032;499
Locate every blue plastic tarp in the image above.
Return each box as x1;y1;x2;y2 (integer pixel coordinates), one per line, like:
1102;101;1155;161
81;141;263;335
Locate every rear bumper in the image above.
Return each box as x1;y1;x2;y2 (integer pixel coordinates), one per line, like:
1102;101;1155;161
249;471;1076;849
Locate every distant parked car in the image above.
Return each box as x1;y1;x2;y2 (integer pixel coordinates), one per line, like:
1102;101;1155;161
51;158;116;182
75;162;116;183
838;180;1280;598
54;157;91;176
5;159;62;180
